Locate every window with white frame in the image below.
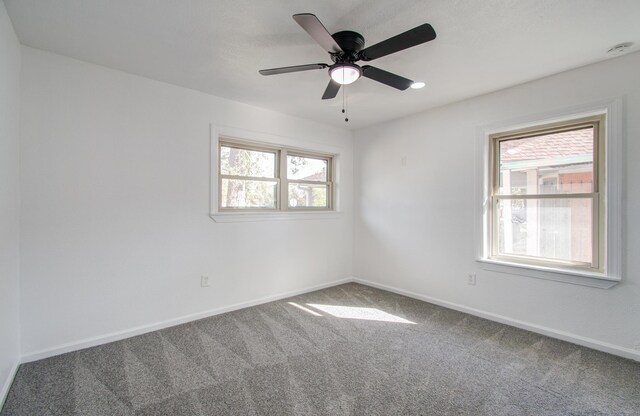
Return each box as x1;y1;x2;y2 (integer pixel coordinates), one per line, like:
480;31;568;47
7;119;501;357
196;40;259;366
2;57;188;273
218;138;333;211
488;114;605;272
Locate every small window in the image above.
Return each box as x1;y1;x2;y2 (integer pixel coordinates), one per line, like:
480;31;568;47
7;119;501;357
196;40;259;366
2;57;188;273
489;115;605;272
218;138;334;212
287;154;331;209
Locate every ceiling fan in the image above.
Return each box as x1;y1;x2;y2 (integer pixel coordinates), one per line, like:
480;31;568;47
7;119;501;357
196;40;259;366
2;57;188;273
259;13;436;100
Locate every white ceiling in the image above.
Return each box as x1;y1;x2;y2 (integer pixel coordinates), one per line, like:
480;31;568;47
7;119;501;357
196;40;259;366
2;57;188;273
5;0;640;129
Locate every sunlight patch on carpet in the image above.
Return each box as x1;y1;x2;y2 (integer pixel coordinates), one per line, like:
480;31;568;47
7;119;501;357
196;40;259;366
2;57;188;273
307;304;415;324
287;302;323;316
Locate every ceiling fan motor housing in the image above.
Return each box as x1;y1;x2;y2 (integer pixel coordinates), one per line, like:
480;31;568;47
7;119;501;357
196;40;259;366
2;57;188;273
332;30;365;61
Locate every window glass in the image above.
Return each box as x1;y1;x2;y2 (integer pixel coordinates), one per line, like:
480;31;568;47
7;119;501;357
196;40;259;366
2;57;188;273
496;198;593;264
288;183;328;208
287;155;327;181
498;127;594;195
220;146;276;178
220;179;277;208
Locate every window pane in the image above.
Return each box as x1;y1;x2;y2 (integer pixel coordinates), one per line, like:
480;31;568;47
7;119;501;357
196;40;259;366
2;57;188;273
220;146;276;178
288;183;328;208
499;127;594;195
221;179;277;208
287;155;327;181
497;198;592;264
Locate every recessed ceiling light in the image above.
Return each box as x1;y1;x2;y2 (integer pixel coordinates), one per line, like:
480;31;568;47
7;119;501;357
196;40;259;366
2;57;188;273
607;42;633;56
411;82;425;89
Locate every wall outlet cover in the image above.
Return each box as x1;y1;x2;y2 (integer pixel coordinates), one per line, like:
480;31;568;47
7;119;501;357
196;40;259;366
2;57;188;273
467;274;477;285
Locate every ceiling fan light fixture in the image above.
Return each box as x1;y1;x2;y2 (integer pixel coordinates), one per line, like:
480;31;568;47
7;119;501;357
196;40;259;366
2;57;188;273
259;14;437;102
330;63;361;85
410;81;425;89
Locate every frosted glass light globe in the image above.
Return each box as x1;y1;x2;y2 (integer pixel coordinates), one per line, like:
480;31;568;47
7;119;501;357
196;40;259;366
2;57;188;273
330;64;361;85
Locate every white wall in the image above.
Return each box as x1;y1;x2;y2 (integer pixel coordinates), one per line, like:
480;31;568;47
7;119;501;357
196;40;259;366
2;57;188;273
19;46;353;357
354;52;640;354
0;0;21;403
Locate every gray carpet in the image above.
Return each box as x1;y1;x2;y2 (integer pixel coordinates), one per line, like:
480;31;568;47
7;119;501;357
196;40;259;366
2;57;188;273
2;283;640;415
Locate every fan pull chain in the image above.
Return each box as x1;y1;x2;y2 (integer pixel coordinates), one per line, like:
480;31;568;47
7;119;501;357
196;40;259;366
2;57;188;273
342;84;349;122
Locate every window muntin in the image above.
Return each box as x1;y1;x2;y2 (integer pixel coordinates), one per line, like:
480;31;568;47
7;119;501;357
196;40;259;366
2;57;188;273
490;115;604;271
218;139;333;212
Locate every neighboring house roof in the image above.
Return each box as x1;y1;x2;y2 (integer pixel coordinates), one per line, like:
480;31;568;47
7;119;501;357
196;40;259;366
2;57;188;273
299;171;326;182
500;127;593;162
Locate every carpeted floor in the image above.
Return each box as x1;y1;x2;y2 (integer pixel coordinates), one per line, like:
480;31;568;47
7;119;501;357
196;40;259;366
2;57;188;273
2;283;640;415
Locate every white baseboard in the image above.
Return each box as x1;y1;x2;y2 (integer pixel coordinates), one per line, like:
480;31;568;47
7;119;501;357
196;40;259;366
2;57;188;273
21;278;353;363
1;359;20;410
19;276;640;365
353;277;640;362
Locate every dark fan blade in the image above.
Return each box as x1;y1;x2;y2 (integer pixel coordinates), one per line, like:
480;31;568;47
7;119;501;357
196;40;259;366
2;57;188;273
359;23;436;61
259;63;328;76
293;13;343;53
322;79;341;100
362;66;413;90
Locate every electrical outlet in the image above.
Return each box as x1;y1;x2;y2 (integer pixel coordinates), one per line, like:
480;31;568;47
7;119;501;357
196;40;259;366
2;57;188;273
467;273;476;286
201;275;210;287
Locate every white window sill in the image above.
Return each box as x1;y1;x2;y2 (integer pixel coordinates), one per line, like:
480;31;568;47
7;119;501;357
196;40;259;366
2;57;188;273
210;211;343;223
476;258;620;289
